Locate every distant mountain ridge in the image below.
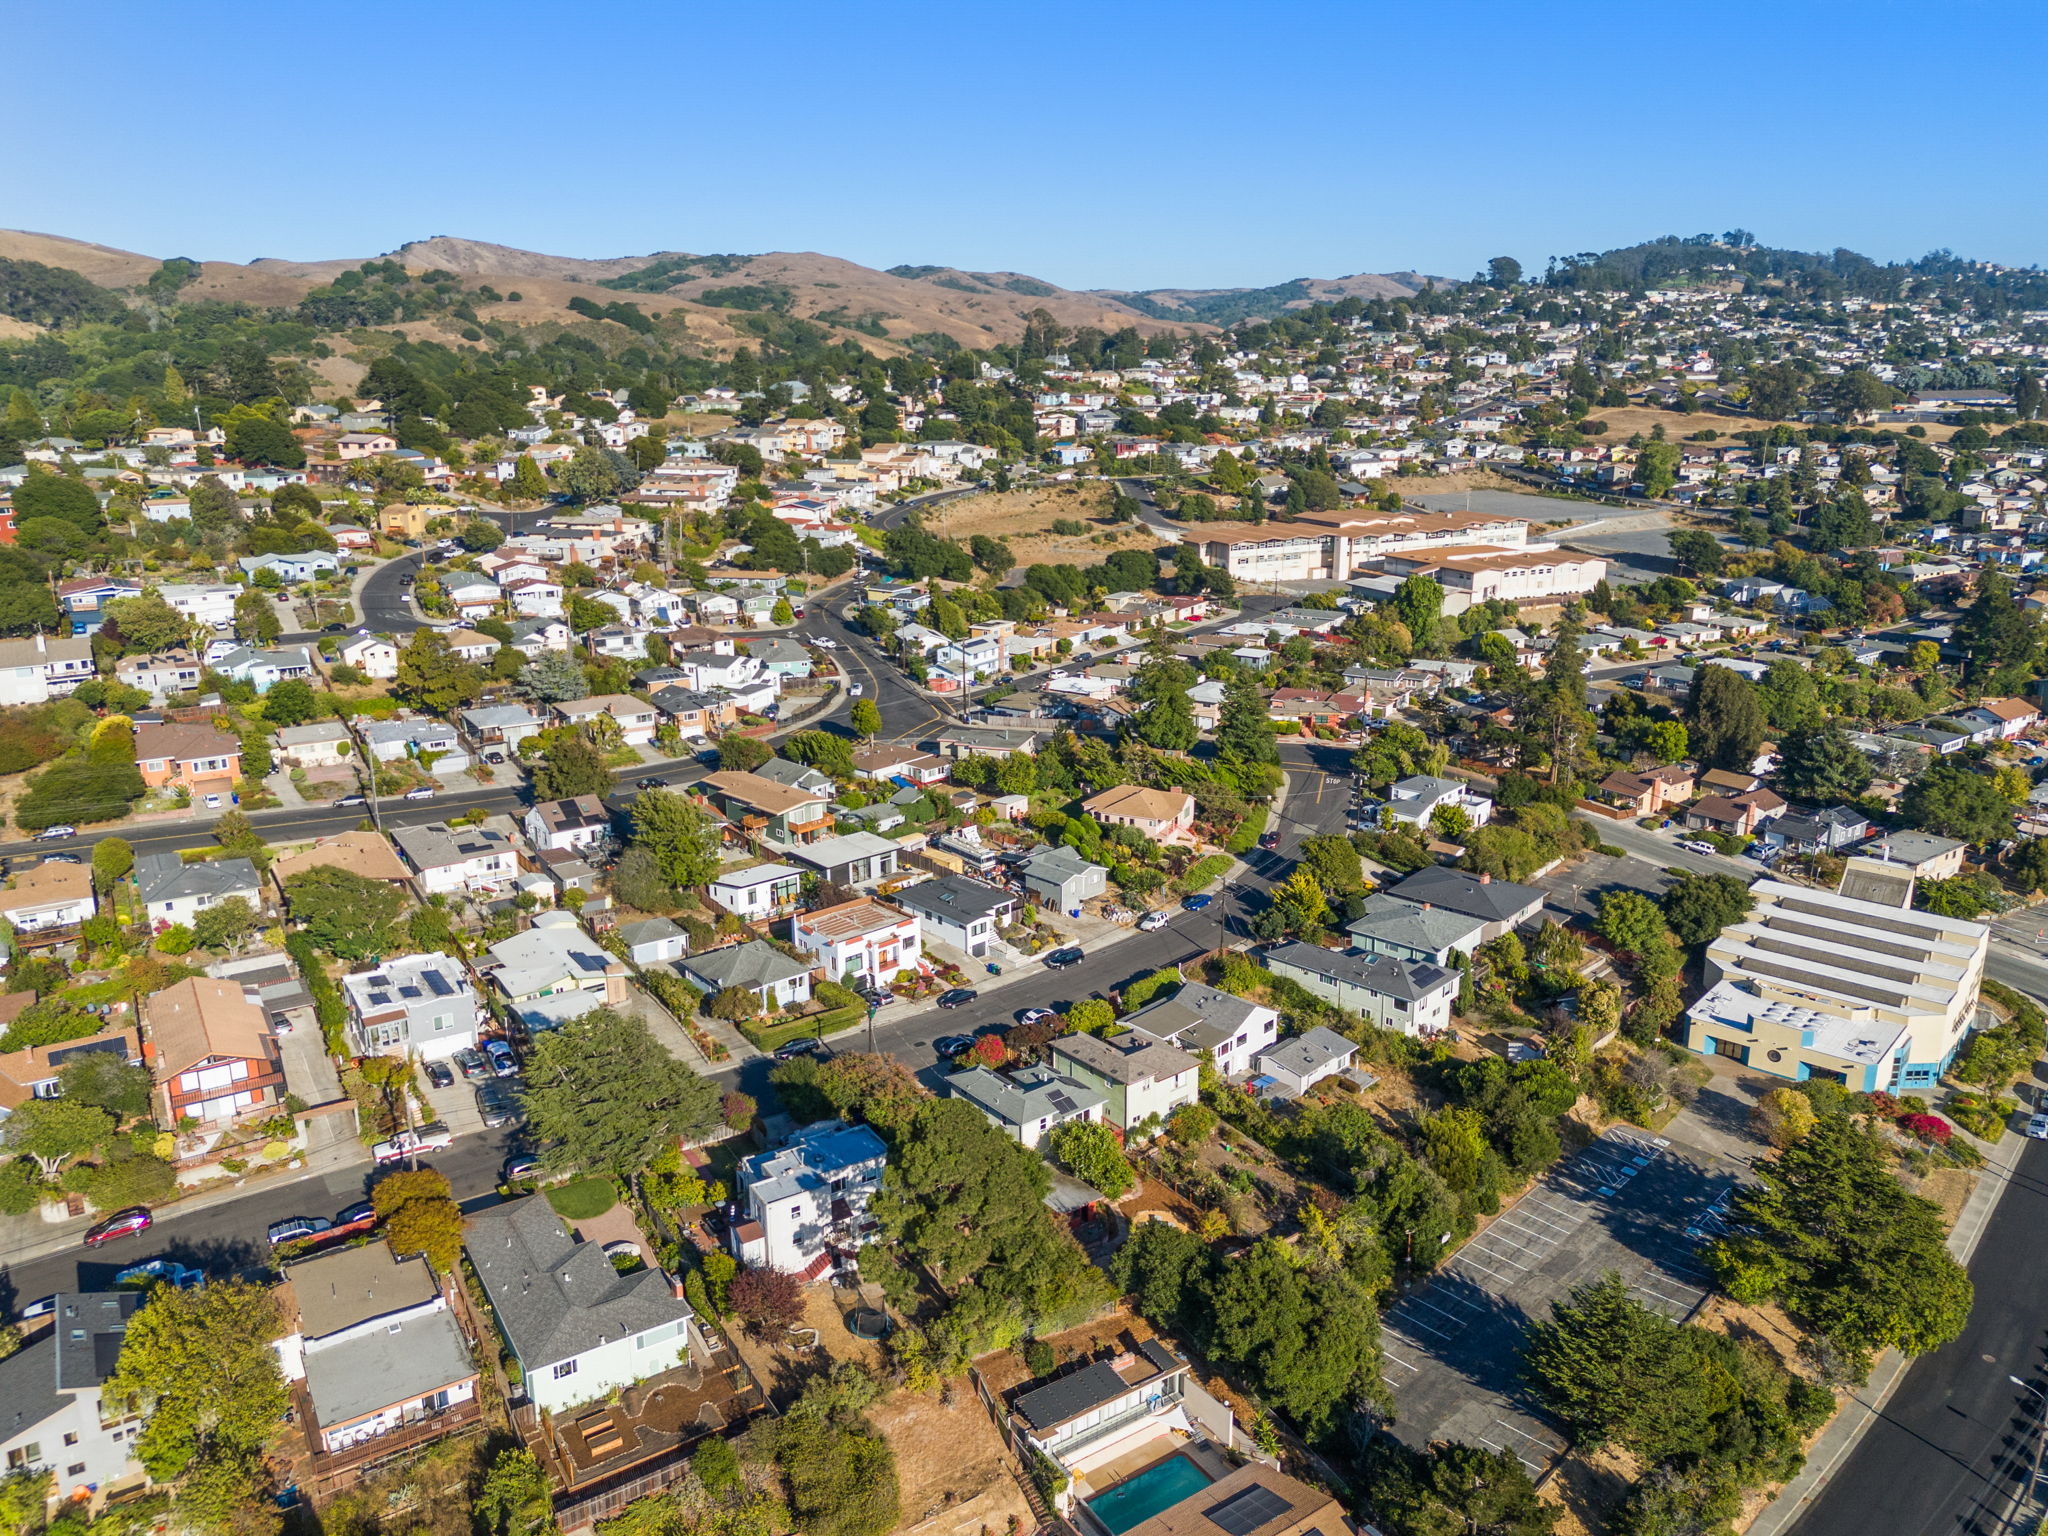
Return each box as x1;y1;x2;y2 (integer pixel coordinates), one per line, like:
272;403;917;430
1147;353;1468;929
0;227;1436;349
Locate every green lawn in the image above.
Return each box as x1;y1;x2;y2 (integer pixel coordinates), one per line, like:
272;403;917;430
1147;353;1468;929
740;1004;868;1052
545;1178;618;1220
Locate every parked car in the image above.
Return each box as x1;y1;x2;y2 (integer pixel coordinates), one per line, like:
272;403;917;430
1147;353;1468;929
773;1036;826;1062
1181;893;1214;911
1258;832;1281;851
503;1152;543;1182
17;1296;55;1322
484;1039;519;1077
1138;910;1171;931
454;1047;491;1081
372;1124;454;1163
1044;947;1084;969
483;751;506;765
84;1208;151;1247
635;777;666;790
847;683;863;696
936;988;978;1009
934;1034;975;1058
1676;839;1720;857
1015;1007;1058;1025
41;853;79;865
113;1259;203;1289
475;1086;520;1129
2027;1113;2048;1140
33;826;76;841
424;1059;455;1089
404;786;436;800
266;1216;333;1247
332;1200;377;1231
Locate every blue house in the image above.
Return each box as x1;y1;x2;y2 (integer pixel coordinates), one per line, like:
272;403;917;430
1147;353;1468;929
238;552;339;585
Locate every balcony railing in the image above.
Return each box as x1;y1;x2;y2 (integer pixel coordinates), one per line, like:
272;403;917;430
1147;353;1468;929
1034;1387;1184;1464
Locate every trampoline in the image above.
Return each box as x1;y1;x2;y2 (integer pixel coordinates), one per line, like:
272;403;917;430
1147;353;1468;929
847;1307;893;1340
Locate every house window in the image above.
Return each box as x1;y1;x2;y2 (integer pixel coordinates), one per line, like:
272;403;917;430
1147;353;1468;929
61;1434;77;1448
6;1445;39;1470
551;1360;578;1380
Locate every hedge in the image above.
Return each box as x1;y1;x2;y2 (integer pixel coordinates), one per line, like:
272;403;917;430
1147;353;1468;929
286;933;349;1055
1172;855;1233;897
1225;809;1270;855
740;1003;867;1053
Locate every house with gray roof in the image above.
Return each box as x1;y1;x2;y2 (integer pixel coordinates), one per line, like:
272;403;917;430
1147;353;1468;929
617;917;688;966
1048;1030;1198;1134
465;1197;700;1415
677;940;812;1010
134;852;263;929
1345;893;1487;966
751;757;836;795
1381;866;1544;941
1264;943;1457;1037
337;952;481;1062
887;874;1017;959
478;912;627;1008
1017;845;1107;913
1119;979;1278;1076
780;830;902;887
0;1292;145;1499
944;1064;1106;1148
1255;1025;1359;1096
742;636;813;678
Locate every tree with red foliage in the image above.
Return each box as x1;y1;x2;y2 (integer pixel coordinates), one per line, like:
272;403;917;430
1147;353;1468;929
968;1034;1011;1069
721;1090;757;1131
1900;1113;1952;1145
729;1264;805;1332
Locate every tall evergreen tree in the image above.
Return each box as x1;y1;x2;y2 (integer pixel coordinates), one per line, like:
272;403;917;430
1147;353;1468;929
1685;665;1768;770
1215;670;1277;769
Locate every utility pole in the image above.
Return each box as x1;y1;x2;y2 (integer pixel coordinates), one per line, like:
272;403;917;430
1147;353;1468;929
2010;1376;2047;1536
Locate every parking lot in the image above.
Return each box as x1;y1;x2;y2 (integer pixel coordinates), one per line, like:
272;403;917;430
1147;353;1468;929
1382;1127;1732;1472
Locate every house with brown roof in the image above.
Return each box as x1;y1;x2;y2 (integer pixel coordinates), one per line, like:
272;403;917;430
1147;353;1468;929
1081;784;1197;843
146;977;283;1126
1595;762;1696;817
0;1023;141;1113
269;832;412;899
1684;786;1788;837
0;862;96;935
700;770;834;845
135;720;242;794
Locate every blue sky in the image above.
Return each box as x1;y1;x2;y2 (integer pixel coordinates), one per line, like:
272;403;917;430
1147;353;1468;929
10;0;2046;291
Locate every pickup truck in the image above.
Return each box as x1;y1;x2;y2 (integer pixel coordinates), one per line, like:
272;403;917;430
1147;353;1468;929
372;1124;454;1163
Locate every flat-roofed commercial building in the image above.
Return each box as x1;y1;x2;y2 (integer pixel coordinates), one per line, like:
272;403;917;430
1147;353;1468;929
1689;857;1989;1089
1373;544;1608;604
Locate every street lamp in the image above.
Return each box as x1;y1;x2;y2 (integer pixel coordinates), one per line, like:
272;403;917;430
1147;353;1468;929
2011;1375;2048;1536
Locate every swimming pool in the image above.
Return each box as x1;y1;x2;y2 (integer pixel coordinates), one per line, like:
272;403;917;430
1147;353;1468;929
1084;1454;1214;1535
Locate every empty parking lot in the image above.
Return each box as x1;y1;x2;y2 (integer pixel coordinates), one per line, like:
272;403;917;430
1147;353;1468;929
1381;1127;1733;1471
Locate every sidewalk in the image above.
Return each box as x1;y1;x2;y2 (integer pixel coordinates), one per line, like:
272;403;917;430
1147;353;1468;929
1744;1073;2037;1536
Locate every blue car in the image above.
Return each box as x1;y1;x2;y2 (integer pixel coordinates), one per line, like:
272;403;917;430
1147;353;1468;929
114;1259;204;1290
1181;893;1214;911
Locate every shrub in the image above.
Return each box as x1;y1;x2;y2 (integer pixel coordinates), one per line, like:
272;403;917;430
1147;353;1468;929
1900;1112;1952;1146
731;1264;806;1331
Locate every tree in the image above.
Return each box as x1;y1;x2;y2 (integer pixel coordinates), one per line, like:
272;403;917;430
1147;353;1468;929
557;444;638;502
630;789;724;887
716;733;773;772
15;759;145;830
1685;665;1768;770
234;588;282;644
1395;575;1443;655
1666;529;1725;577
1640;719;1688;764
521;1008;723;1177
225;414;304;468
1707;1112;1971;1378
519;649;590;703
1367;1441;1558;1536
1133;683;1197;752
534;735;614;800
373;1168;466;1274
1901;762;2016;846
1049;1121;1136;1197
1269;867;1332;935
13;469;103;531
56;1052;154;1121
192;896;259;953
1203;1236;1382;1437
92;835;134;892
707;986;759;1022
1522;1272;1713;1454
395;629;485;714
508;453;549;501
1775;722;1873;801
1215;670;1278;769
1750;1088;1817;1149
784;730;855;777
262;677;319;727
1596;890;1673;961
1525;620;1590;784
101;1281;287;1479
849;698;882;740
103;594;193;653
1956;566;2036;683
476;1448;557;1536
2;1098;111;1177
1660;873;1753;948
731;1265;806;1332
1637;440;1681;498
457;519;506;553
283;866;408;960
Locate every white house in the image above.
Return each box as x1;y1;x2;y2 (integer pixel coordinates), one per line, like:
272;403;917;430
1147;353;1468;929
676;940;812;1011
524;796;613;855
389;822;520;897
133;852;263;930
555;695;659;747
275;721;355;769
1255;1025;1359;1096
1264;944;1458;1037
615;917;688;966
157;582;238;629
1048;1031;1199;1136
791;897;922;989
239;552;339;584
944;1065;1106;1148
466;1196;701;1416
885;874;1016;961
337;634;400;681
1119;980;1279;1077
1379;775;1494;832
733;1121;888;1282
0;863;97;934
338;953;482;1062
0;1293;148;1501
708;862;806;920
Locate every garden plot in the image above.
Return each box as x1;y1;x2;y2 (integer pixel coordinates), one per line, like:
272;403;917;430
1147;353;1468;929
1381;1127;1732;1474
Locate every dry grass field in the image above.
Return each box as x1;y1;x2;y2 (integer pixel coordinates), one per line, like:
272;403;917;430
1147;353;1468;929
924;480;1166;564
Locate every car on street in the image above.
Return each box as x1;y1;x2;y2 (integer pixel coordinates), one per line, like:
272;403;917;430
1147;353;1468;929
1015;1007;1057;1025
404;786;436;800
41;854;79;865
266;1216;333;1247
484;1039;519;1076
934;1034;975;1058
2027;1113;2048;1140
814;638;839;650
1258;832;1281;851
936;988;978;1009
1181;893;1213;911
1676;839;1719;857
475;1085;521;1128
1045;947;1084;969
1138;910;1171;930
34;826;76;841
454;1047;491;1081
332;1200;377;1231
114;1259;204;1289
322;622;348;634
503;1152;543;1182
372;1124;454;1163
635;777;666;790
84;1208;152;1247
423;1059;455;1089
848;684;864;696
336;795;367;808
773;1036;827;1062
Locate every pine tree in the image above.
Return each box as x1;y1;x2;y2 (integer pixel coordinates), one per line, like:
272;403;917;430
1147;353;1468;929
508;453;547;501
1215;671;1277;768
160;365;189;406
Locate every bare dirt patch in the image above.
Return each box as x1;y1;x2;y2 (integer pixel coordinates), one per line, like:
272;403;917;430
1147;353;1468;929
1584;404;1966;448
925;482;1161;568
869;1390;1031;1536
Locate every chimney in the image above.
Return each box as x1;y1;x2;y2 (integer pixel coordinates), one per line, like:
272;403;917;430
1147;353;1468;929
1478;873;1491;884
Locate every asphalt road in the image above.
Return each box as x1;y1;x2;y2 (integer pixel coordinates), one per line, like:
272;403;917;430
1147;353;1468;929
359;549;429;634
1787;1133;2048;1536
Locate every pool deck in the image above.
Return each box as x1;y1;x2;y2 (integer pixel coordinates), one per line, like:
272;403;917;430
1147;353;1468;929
1073;1435;1234;1502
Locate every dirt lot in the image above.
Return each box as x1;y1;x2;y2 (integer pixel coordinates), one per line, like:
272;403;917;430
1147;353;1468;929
924;481;1162;567
869;1389;1031;1536
1584;403;1965;447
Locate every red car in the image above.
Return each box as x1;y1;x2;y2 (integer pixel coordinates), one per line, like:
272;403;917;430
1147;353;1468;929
84;1208;152;1247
